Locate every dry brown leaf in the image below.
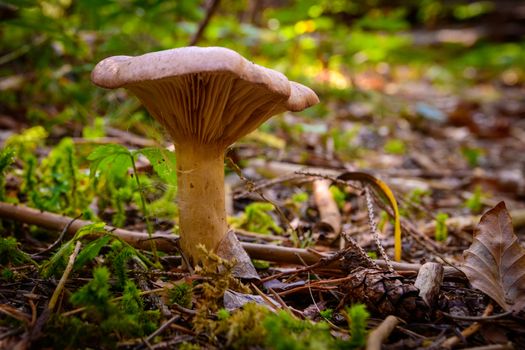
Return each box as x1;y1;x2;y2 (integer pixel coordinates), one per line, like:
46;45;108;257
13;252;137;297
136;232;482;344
460;202;525;312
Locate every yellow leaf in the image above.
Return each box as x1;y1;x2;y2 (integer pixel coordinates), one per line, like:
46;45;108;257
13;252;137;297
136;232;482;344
338;172;402;261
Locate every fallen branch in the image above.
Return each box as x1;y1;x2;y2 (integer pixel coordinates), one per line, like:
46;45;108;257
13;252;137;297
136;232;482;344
0;202;464;277
0;202;177;252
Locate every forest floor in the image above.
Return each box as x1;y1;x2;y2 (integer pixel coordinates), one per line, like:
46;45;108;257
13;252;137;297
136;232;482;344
1;22;525;350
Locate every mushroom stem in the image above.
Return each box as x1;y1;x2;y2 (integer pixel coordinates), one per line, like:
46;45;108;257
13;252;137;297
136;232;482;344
175;141;227;263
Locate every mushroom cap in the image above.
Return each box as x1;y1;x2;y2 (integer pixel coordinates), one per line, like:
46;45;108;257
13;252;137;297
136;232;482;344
92;46;319;146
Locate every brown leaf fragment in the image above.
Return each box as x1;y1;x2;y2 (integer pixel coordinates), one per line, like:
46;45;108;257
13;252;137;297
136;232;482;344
460;202;525;313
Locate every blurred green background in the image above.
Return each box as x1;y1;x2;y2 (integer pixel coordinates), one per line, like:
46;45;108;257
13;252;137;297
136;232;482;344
1;0;523;135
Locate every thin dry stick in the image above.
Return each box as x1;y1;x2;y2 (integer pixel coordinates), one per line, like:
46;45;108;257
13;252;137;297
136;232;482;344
226;157;298;236
189;0;221;45
442;310;512;321
441;303;494;349
458;344;514;350
138;315;179;350
234;173;302;199
48;241;82;312
366;315;401;350
259;244;355;283
365;187;394;272
31;213;82;257
250;283;281;312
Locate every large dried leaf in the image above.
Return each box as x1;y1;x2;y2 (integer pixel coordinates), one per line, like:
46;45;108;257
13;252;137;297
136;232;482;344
460;202;525;312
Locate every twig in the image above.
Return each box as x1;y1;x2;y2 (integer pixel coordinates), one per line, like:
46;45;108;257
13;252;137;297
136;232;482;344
135;315;179;350
31;213;82;257
442;310;512;321
234;173;303;199
48;241;82;312
259;245;355;283
0;202;178;252
441;303;494;349
459;344;514;350
226;157;299;236
189;0;221;45
366;315;401;350
250;283;281;312
366;315;400;350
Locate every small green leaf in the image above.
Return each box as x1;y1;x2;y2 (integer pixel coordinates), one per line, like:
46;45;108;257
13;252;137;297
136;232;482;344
74;235;112;270
88;144;132;179
40;240;75;278
137;147;177;186
76;222;108;239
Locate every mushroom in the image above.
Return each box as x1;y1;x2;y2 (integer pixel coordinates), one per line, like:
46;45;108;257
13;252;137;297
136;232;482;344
91;46;319;269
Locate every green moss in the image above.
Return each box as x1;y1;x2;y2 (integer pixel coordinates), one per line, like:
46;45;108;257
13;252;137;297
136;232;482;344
230;202;283;234
263;310;340;350
216;303;269;349
67;267;159;345
167;282;193;308
0;237;36;266
346;304;370;348
434;212;449;242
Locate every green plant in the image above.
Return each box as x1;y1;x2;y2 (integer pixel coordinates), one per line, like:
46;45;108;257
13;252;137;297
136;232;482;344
464;186;484;213
461;147;484;167
319;308;333;320
0;148;15;201
434;212;449;242
292;192;309;204
384;139;406;155
41;223;152;280
167;282;193;308
1;267;14;281
263;310;340;350
331;126;362;159
41;223;107;278
83;117;106;139
0;237;36;266
329;185;346;209
401;187;431;217
11;135;93;217
88;144;178;259
230;202;283;235
346;304;370;348
70;267;159;340
215;303;269;349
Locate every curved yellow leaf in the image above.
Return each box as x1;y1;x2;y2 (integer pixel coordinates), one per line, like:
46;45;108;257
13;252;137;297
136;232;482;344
337;172;402;261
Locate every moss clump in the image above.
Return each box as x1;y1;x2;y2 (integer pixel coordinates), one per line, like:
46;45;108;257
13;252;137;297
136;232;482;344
0;237;36;266
167;282;193;308
346;304;370;349
54;266;160;348
263;310;341;350
215;303;270;349
192;246;250;336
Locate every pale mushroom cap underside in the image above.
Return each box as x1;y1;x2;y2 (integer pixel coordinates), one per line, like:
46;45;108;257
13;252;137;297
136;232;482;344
92;46;319;146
